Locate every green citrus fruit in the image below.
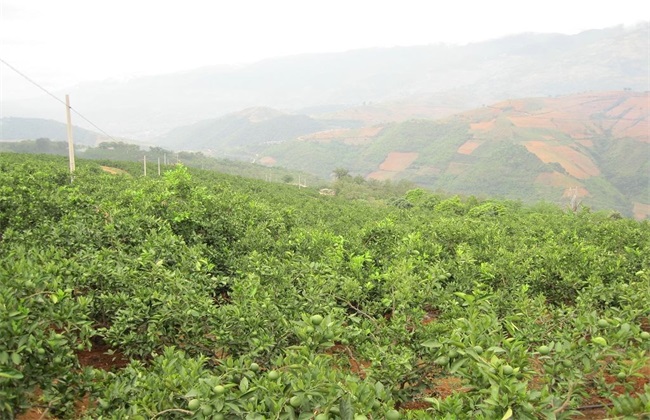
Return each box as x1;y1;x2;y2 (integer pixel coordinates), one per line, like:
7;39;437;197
188;399;200;410
502;365;514;375
562;359;573;368
617;372;626;380
268;370;280;380
538;345;551;355
315;414;328;420
289;396;303;407
592;336;608;346
354;416;368;420
434;356;449;365
201;405;213;415
214;385;226;395
447;349;459;359
306;326;315;334
640;331;650;339
213;414;224;420
386;409;401;420
597;319;609;328
473;345;483;355
310;315;324;325
250;362;260;372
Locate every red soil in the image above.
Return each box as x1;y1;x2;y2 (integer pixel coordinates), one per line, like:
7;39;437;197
77;342;129;370
100;166;127;175
258;156;276;166
379;152;419;172
576;139;594;148
535;172;589;197
524;141;600;179
457;140;483;155
300;127;384;145
367;170;395;181
633;202;650;220
466;92;649;144
611;119;649;141
17;342;128;420
469;120;496;131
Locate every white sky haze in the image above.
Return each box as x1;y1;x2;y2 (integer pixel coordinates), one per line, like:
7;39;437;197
1;0;648;101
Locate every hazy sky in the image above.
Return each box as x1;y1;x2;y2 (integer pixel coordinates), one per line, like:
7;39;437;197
1;0;648;101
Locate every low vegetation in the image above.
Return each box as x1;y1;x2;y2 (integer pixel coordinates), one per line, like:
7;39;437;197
1;153;649;419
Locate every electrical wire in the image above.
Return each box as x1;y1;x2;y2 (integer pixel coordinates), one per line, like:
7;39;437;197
0;57;119;142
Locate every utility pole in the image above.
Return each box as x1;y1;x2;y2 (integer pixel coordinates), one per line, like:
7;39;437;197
143;155;147;176
65;95;76;179
158;157;161;175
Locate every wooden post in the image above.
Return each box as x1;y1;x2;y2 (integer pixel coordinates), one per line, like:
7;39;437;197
158;157;161;175
65;95;76;177
143;155;147;176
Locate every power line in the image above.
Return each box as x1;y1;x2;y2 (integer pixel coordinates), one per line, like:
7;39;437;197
0;57;119;142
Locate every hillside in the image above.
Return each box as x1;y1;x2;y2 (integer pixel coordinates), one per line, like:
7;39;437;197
155;107;355;158
2;24;647;138
259;91;649;218
2;153;649;418
0;138;324;187
0;117;104;146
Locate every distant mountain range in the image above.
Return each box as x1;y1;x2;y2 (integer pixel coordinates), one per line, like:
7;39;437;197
0;117;103;146
2;23;647;139
155;107;356;160
2;24;648;218
159;91;649;218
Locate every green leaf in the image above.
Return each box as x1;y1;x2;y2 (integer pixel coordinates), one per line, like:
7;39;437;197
450;358;467;373
239;376;249;392
184;388;199;398
11;353;21;365
501;407;513;420
374;381;385;395
0;369;24;379
421;340;441;348
285;406;297;420
454;292;475;303
339;395;353;420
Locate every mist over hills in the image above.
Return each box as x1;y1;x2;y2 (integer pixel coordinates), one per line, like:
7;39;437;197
143;89;649;218
2;24;648;217
258;91;648;218
155;107;357;160
2;24;647;139
0;117;103;146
